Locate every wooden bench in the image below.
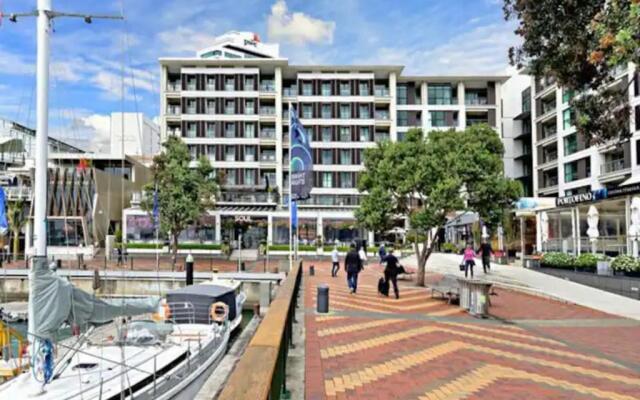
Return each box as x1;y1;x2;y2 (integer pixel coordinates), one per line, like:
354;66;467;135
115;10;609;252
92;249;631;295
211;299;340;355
429;275;461;304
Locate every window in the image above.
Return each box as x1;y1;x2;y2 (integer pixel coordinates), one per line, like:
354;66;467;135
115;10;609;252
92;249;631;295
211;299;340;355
245;146;256;161
396;85;407;105
206;123;215;138
321;82;331;96
430;111;447;127
206;100;216;114
340;104;351;119
225;122;236;138
322;150;333;165
187;77;197;91
428;84;453;105
321;104;332;119
245;100;255;114
244;123;255;138
340;172;353;188
225;99;235;115
360;127;370;142
225;77;235;91
244;170;255;185
340;149;352;165
322;172;333;188
245;76;255;91
205;77;215;91
359;81;369;95
563;108;574;130
562;89;574;104
359;104;369;119
302;104;313;119
521;87;531;113
564;134;577;156
322;127;332;142
339;82;351;96
186;99;196;114
207;145;215;159
564;161;577;182
226;170;236;185
186;123;197;138
225;147;236;162
397;111;408;126
340;127;351;142
302;82;313;96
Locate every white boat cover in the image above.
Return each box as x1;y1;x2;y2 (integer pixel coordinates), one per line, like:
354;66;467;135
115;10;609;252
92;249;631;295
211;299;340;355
31;267;160;339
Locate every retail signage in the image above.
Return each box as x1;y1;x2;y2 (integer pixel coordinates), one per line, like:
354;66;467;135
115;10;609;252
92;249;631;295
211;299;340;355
555;184;640;207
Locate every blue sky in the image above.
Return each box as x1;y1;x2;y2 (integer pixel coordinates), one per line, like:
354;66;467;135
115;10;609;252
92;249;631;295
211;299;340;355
0;0;517;150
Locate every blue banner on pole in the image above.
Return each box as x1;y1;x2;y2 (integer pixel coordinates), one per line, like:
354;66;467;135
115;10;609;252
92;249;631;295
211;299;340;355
290;198;298;230
0;187;7;235
289;108;313;200
152;188;159;229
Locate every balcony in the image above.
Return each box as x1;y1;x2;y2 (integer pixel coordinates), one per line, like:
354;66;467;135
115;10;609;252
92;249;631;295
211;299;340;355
260;128;276;139
186;81;197;91
260;152;277;163
541;176;558;189
205;106;216;115
374;86;390;97
185;129;197;138
283;86;297;97
260;106;276;116
600;159;630;177
218;192;275;204
167;128;181;136
166;106;181;116
244;107;256;115
167;81;181;92
374;132;390;142
467;119;489;126
205;83;215;91
5;186;32;201
260;81;275;92
375;111;390;120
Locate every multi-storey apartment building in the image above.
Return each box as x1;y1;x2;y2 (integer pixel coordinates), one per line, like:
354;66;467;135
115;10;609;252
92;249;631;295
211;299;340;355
530;65;640;255
144;32;509;249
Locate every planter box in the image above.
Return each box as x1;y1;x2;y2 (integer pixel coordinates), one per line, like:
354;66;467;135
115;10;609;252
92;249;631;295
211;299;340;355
597;261;613;276
537;267;640;300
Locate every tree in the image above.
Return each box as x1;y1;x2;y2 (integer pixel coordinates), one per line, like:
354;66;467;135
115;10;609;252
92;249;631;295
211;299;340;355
504;0;639;143
357;126;522;286
142;136;217;269
7;200;26;261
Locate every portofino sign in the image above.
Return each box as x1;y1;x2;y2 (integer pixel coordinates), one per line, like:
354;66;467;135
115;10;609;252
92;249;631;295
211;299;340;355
556;184;640;207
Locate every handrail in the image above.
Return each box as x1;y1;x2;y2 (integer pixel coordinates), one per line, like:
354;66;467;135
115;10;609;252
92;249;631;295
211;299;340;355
218;260;302;400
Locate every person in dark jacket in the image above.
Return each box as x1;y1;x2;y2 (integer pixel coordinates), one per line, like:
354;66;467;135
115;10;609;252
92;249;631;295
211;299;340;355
383;249;401;299
344;243;363;293
378;244;387;265
477;239;493;274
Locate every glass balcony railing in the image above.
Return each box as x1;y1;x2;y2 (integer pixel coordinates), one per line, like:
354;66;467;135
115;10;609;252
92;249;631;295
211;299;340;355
465;97;489;105
601;159;627;174
283;87;297;97
542;151;558;164
186;82;197;91
542;176;558;188
260;107;276;115
167;106;181;115
260;153;277;162
374;87;390;97
260;81;275;92
375;111;390;120
374;132;390;142
205;83;215;91
260;128;275;139
186;107;197;115
467;119;489;126
168;128;181;136
185;130;197;138
167;81;181;91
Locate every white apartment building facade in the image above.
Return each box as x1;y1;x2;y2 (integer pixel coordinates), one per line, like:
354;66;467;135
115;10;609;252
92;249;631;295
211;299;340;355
531;65;640;255
123;32;511;249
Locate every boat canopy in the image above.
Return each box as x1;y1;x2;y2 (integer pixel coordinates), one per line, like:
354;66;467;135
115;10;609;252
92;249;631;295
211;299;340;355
31;267;160;340
166;284;237;324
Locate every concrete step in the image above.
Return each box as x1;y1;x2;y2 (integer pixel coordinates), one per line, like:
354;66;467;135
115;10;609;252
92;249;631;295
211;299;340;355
229;249;259;261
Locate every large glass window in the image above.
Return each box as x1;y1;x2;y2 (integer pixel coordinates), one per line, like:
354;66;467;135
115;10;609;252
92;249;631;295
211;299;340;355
564;161;577;182
206;123;215;138
206;99;216;114
430;111;447;127
322;127;333;142
245;76;255;91
563;108;575;130
340;127;351;142
244;146;256;161
340;104;351;119
225;77;235;91
244;169;255;186
359;81;369;95
360;127;370;142
564;133;577;155
340;149;352;165
225;146;236;162
359;104;370;119
562;89;574;104
186;99;197;114
340;172;353;188
397;111;408;126
521;87;531;113
186;123;197;138
302;104;313;119
321;82;331;96
225;99;235;115
339;82;351;96
396;85;407;105
48;219;85;246
302;82;313;96
226;170;236;185
321;104;332;119
245;99;255;114
428;84;453;105
322;149;333;165
322;172;333;188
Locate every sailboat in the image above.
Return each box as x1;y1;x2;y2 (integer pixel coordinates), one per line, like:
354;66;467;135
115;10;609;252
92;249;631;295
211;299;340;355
0;0;246;398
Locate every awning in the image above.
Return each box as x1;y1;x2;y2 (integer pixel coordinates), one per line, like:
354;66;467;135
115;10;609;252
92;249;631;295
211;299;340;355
621;175;640;186
514;110;531;121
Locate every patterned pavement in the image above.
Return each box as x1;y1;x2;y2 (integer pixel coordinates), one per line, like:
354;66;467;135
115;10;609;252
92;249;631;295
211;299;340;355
304;261;640;400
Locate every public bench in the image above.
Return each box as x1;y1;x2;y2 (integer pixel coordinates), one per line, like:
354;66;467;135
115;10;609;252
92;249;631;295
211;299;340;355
429;275;461;304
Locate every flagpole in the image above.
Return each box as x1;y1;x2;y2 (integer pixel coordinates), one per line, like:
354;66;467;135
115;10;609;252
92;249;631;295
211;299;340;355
288;102;293;273
154;182;160;284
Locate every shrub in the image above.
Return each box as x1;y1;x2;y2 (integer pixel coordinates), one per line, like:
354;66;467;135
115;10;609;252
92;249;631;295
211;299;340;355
541;252;575;269
269;244;316;252
574;253;607;271
442;243;458;254
611;255;639;272
323;245;350;252
176;243;221;250
126;242;162;250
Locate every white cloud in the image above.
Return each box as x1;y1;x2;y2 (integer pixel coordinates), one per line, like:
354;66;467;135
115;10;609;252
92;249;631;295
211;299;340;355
0;48;34;76
53;114;111;153
267;0;335;46
358;23;519;75
157;26;219;55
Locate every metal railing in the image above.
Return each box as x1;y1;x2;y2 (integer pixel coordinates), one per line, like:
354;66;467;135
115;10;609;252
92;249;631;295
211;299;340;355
542;176;558;188
375;111;390;120
167;106;181;116
260;81;275;92
217;261;302;400
167;81;181;91
260;129;276;139
260;107;276;116
600;159;627;175
283;87;297;97
374;87;390;97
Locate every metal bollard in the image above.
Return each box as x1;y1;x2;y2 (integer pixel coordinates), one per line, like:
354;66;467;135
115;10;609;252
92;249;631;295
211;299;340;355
240;262;246;271
309;265;315;276
185;254;194;286
317;284;329;313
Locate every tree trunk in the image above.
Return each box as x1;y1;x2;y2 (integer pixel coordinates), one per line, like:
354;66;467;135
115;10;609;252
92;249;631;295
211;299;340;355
172;234;178;272
415;227;441;287
12;229;20;262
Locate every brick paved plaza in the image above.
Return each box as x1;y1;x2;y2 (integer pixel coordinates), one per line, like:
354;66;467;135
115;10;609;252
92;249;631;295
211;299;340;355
304;261;640;400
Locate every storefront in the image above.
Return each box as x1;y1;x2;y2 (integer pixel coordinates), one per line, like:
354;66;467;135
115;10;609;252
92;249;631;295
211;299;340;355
538;184;640;256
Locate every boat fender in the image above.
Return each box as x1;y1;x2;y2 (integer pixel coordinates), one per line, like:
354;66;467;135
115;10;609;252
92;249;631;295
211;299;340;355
153;300;171;321
210;302;229;324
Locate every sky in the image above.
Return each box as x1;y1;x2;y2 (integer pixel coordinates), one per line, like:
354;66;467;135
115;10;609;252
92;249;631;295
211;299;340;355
0;0;519;151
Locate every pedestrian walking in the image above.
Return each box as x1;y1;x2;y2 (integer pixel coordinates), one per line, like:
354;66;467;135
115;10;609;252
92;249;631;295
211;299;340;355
331;245;340;277
462;243;476;278
383;249;401;299
378;243;387;265
358;245;367;266
477;239;493;274
345;243;363;294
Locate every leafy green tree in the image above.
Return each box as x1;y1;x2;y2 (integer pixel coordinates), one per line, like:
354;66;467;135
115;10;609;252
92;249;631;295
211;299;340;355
504;0;639;143
357;126;521;286
7;200;26;261
142;136;217;269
